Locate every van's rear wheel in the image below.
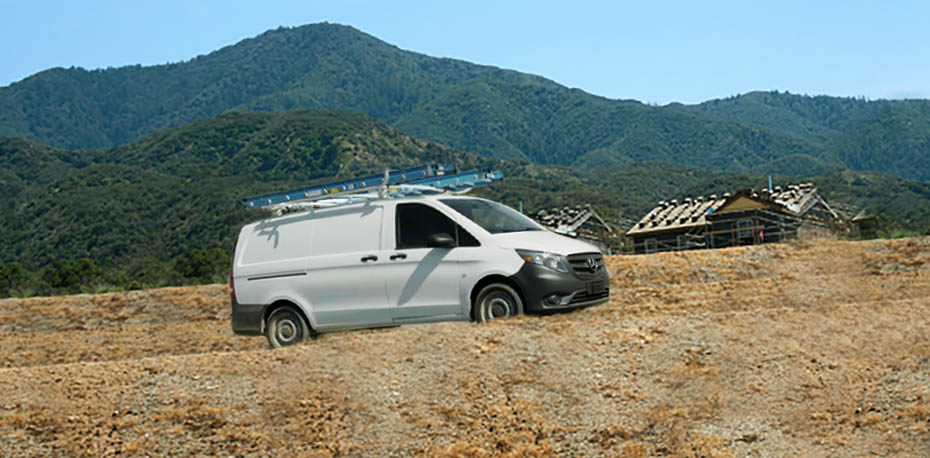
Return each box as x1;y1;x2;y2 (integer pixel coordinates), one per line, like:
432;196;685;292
265;305;308;348
475;283;522;323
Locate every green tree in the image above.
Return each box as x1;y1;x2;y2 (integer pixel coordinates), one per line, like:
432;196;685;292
173;248;229;284
39;259;103;294
0;262;28;297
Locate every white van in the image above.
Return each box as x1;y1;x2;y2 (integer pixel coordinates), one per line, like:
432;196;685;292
230;196;609;347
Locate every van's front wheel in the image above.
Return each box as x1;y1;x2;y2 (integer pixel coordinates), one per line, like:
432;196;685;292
475;283;522;323
265;305;308;348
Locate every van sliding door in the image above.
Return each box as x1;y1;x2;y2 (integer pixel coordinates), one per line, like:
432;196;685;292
303;205;392;328
384;203;463;321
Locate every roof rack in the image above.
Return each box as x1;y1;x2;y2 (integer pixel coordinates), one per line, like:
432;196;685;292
243;164;503;213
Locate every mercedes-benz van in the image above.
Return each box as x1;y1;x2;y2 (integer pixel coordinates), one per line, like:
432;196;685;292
230;196;610;347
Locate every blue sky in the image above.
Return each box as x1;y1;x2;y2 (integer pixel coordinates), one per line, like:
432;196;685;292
3;0;928;104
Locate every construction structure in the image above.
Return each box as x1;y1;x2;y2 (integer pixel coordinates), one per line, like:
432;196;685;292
626;183;844;254
533;204;623;253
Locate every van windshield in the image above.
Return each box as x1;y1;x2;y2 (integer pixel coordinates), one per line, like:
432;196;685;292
440;198;544;234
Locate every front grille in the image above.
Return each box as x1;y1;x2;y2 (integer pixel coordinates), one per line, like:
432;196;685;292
567;253;605;277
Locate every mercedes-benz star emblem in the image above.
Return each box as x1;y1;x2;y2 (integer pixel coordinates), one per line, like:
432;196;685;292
586;257;601;272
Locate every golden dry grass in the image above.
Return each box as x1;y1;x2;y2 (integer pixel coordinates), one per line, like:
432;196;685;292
1;237;929;456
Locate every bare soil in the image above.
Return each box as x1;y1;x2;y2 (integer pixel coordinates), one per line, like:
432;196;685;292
1;237;929;456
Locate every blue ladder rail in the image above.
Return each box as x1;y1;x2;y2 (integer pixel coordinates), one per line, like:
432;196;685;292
243;164;450;209
243;164;502;209
392;169;503;195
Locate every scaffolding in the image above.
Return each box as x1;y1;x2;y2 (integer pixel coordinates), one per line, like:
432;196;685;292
629;208;844;254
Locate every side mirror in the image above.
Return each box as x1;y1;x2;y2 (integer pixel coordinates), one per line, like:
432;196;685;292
426;232;456;248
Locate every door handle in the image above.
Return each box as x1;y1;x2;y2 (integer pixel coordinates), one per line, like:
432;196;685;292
361;255;378;263
390;253;407;261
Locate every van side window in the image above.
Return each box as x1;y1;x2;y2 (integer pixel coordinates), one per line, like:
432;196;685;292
396;203;461;249
457;226;480;247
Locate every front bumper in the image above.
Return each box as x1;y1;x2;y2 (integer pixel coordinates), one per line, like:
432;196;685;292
509;262;610;313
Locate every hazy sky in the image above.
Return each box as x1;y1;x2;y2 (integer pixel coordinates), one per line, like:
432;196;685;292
3;0;928;104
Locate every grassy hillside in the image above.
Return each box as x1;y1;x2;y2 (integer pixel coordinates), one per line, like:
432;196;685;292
3;109;930;298
97;110;476;180
3;24;929;180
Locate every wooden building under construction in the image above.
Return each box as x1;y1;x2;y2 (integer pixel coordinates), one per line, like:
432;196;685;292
626;183;842;254
534;204;622;253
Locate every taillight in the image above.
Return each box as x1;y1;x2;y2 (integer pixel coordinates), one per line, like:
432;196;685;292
229;270;236;302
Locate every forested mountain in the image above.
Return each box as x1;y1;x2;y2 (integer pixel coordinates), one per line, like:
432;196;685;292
697;91;930;181
0;111;485;295
0;23;557;152
0;110;481;263
2;110;929;297
2;23;929;180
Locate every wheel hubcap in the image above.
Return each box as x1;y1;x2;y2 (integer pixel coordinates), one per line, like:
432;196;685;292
485;293;513;320
277;317;298;343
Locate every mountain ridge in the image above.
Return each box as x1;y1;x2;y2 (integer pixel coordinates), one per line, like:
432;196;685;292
3;23;929;180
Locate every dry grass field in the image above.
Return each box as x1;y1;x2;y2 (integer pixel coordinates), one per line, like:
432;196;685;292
1;237;928;456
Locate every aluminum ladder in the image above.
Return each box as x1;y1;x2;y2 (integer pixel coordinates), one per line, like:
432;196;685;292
243;164;504;212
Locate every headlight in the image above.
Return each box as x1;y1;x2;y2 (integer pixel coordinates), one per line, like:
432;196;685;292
516;249;568;273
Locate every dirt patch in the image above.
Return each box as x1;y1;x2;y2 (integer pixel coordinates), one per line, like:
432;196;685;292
1;237;929;455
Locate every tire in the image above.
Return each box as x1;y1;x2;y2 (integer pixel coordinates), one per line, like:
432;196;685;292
265;305;309;348
474;283;522;323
